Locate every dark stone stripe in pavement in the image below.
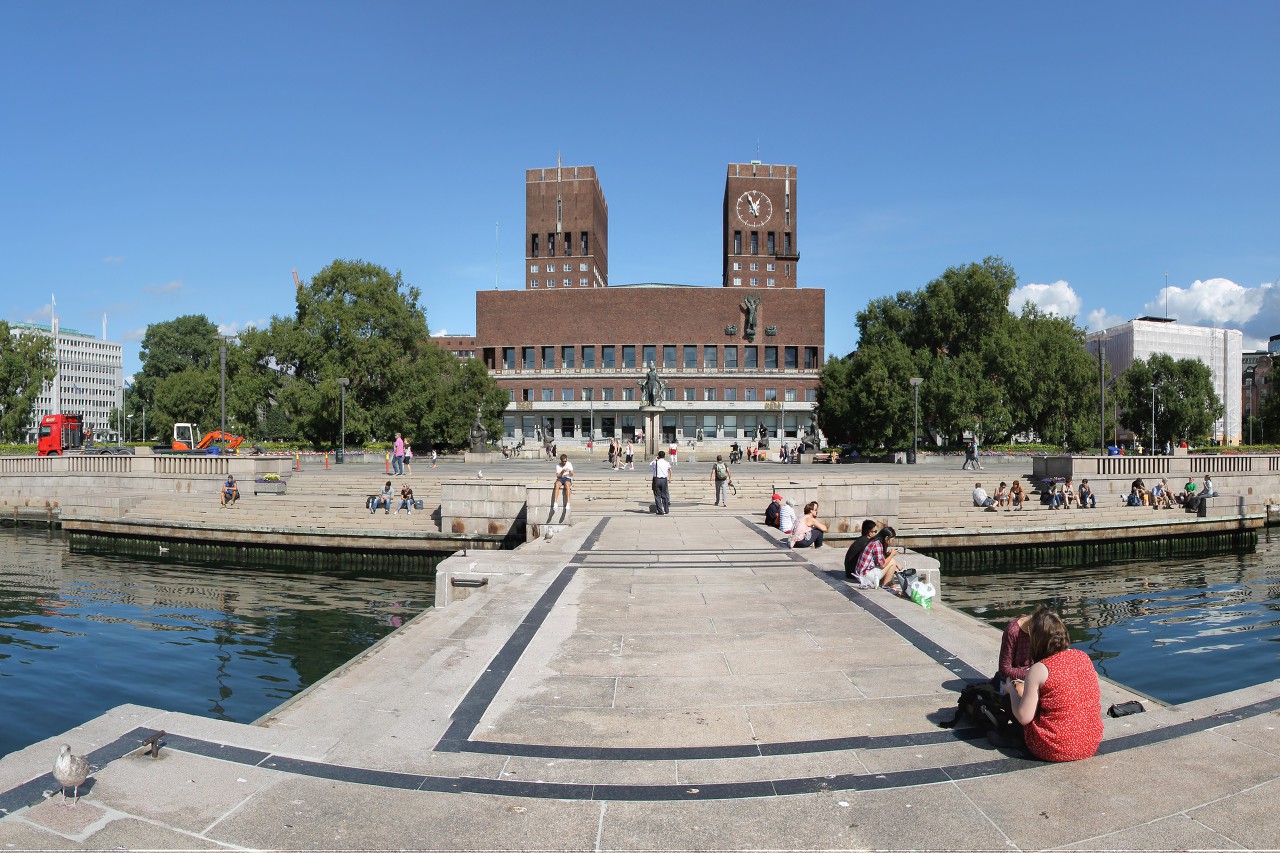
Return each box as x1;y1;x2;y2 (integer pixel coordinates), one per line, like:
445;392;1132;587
0;728;159;816
161;732;271;766
437;518;608;750
743;515;992;683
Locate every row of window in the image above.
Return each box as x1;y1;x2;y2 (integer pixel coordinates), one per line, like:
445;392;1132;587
731;262;778;272
531;263;590;273
498;344;821;371
732;230;794;256
509;387;817;403
530;278;591;288
530;231;589;258
503;413;806;440
731;277;777;287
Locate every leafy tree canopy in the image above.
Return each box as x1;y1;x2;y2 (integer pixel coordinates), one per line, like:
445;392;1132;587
818;257;1104;451
1115;353;1222;447
0;323;56;442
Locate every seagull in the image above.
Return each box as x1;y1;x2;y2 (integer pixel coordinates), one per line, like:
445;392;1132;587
53;744;89;807
477;470;484;479
158;545;169;555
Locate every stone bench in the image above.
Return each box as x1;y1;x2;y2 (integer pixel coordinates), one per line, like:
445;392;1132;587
1196;494;1245;517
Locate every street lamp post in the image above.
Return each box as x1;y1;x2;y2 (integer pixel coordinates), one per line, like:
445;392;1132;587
219;339;227;453
1150;384;1156;456
909;377;924;463
1244;376;1254;445
337;378;350;464
126;414;133;443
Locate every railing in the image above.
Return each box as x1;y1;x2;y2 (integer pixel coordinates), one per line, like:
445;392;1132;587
151;456;230;476
0;457;54;474
1190;456;1255;474
68;456;134;474
1094;456;1171;476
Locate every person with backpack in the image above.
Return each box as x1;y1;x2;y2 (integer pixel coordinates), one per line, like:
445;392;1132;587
711;454;733;506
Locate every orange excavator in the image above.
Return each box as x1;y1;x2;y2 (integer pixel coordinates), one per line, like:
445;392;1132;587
166;423;247;453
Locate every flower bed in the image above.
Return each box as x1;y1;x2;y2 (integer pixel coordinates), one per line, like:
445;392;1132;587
254;479;287;495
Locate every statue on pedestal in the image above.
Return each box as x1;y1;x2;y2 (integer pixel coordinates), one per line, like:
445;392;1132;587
639;362;667;408
469;406;489;452
803;413;819;451
757;420;770;449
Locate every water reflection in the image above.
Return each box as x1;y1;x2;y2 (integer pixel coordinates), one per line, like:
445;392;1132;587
945;532;1280;705
0;528;435;758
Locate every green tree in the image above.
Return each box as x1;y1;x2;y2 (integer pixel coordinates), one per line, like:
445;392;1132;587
268;259;505;450
130;315;221;441
0;323;56;441
1115;353;1222;446
1011;307;1104;450
818;257;1102;451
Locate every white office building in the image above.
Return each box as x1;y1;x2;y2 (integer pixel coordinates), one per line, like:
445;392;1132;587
10;318;124;443
1086;317;1243;445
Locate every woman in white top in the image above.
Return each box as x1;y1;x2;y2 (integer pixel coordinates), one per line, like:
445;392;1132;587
553;453;574;508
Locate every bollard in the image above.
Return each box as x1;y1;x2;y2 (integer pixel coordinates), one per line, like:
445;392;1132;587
325;453;330;470
385;452;391;474
295;453;300;471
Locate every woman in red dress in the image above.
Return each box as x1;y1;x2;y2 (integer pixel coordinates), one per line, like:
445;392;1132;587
1005;608;1103;762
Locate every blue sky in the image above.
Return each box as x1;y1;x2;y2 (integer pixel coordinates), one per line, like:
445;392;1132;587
4;2;1278;377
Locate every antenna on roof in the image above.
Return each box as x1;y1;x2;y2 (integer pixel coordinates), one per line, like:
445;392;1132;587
102;313;107;341
495;221;500;290
557;151;562;181
1164;271;1168;319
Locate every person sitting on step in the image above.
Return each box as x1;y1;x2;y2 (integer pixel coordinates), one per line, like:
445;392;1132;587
371;480;393;514
220;474;239;508
395;483;415;515
1009;479;1026;511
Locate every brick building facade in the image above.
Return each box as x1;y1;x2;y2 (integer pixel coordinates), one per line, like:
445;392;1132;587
476;161;824;451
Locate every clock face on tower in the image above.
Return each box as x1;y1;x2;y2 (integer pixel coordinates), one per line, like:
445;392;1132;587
735;190;772;228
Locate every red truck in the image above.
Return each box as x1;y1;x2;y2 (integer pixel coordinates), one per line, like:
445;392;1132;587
36;414;133;456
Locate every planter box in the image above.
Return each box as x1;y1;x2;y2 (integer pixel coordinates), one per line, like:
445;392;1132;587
254;480;287;495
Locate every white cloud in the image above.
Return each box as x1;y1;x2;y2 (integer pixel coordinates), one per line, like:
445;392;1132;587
143;279;184;295
431;329;449;337
123;327;147;342
101;255;125;264
1143;277;1269;329
1008;280;1081;318
1086;308;1125;332
24;302;54;323
217;319;264;337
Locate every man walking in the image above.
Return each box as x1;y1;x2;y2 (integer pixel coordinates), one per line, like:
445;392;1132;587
711;454;732;506
651;450;673;515
392;432;405;476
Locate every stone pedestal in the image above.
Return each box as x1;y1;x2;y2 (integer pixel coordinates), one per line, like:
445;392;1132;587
641;406;664;459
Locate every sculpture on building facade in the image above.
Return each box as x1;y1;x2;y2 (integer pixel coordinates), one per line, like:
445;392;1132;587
742;295;761;342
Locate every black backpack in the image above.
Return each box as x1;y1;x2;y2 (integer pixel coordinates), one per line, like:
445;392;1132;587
938;681;1018;738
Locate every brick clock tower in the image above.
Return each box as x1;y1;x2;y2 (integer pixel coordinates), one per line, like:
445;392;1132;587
722;162;798;288
525;163;609;290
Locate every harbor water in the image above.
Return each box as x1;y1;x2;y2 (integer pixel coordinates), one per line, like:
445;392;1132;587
0;528;437;759
945;529;1280;705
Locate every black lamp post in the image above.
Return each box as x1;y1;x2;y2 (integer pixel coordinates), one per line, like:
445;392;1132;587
909;377;923;463
337;378;350;464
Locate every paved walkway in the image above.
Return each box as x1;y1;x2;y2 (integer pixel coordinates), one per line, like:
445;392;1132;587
1;511;1278;850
